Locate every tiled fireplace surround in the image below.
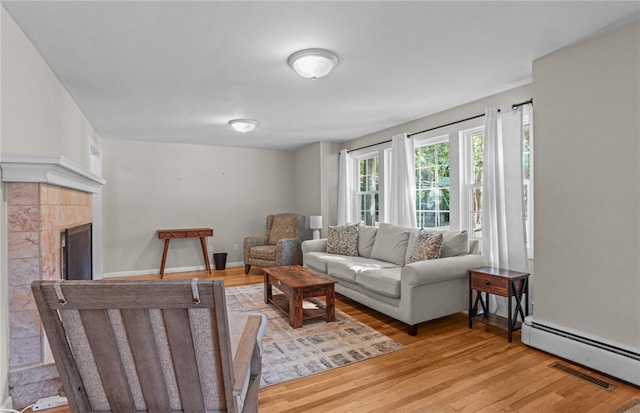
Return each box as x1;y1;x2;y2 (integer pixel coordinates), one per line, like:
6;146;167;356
2;154;104;409
7;182;92;408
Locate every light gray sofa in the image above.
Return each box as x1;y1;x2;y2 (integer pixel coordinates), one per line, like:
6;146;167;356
302;223;488;335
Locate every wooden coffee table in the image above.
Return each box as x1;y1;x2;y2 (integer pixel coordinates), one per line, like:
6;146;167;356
263;265;337;329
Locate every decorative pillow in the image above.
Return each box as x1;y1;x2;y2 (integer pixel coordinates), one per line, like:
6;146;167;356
369;223;411;265
358;225;378;258
326;224;359;256
409;230;444;263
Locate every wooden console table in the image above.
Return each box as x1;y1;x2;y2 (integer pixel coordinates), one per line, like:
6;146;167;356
157;228;213;278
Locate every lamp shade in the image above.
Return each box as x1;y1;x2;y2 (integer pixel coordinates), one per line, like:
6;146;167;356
287;49;338;79
310;215;322;229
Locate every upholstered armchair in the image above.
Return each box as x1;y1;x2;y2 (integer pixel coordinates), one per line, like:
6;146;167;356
244;213;305;274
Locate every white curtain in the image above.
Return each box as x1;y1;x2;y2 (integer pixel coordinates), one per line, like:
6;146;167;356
482;106;529;314
337;149;355;225
388;133;417;227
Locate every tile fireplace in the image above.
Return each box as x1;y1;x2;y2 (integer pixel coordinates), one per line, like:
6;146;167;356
2;154;104;409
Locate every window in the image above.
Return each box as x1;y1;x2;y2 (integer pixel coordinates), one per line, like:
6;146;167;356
462;127;485;239
415;137;451;229
357;155;379;226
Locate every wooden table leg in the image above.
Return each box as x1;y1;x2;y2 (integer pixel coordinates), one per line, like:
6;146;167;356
264;275;272;304
325;284;336;322
160;239;170;278
290;288;304;329
199;236;212;274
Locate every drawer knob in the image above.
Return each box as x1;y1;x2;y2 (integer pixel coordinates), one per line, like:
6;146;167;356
485;281;491;286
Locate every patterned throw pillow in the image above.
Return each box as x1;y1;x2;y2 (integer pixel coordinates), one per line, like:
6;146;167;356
409;230;444;263
326;224;359;256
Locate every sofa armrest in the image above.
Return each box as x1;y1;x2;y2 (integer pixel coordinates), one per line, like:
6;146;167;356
402;254;488;286
302;239;327;254
276;238;302;266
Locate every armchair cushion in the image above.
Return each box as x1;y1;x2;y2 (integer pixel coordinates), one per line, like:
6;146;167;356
268;214;301;245
250;245;277;261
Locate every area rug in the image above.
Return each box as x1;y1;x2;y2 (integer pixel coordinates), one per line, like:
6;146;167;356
225;283;405;387
613;399;640;413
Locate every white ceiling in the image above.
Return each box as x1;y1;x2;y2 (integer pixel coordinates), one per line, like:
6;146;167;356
3;1;639;150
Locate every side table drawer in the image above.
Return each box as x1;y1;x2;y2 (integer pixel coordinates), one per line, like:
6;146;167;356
471;273;508;296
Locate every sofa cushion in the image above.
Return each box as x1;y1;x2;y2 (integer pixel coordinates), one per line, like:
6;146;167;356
440;230;469;257
327;257;398;283
370;223;411;265
358;225;378;258
409;231;443;262
268;214;300;245
326;224;359;256
304;252;347;274
355;268;402;298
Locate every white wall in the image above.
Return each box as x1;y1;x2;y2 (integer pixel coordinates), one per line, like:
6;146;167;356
533;20;640;349
341;84;533;153
101;139;298;274
0;7;103;407
0;8;97;171
294;142;322;239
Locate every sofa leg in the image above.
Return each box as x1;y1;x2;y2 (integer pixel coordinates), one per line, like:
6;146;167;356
408;324;418;336
244;264;251;275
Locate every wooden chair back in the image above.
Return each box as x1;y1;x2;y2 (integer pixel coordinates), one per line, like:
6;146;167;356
31;278;259;413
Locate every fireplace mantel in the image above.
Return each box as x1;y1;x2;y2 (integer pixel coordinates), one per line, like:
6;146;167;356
1;153;105;193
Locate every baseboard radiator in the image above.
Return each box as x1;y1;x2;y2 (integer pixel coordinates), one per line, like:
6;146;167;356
522;316;640;386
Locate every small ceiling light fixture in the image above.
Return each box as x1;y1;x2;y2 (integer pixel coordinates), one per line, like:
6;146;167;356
287;48;338;79
228;119;258;133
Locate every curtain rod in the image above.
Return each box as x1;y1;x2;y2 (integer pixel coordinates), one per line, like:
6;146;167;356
346;98;533;153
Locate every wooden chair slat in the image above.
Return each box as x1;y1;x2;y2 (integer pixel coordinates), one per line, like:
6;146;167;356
39;280;216;309
120;309;171;412
163;308;205;412
80;309;136;411
31;279;261;413
31;284;93;413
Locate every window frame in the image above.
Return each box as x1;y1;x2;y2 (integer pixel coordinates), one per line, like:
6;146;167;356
351;145;388;227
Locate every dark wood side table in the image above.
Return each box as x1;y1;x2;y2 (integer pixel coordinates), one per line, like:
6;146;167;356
157;228;213;278
468;266;530;342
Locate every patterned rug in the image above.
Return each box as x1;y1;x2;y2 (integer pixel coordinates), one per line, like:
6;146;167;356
613;399;640;413
225;283;405;387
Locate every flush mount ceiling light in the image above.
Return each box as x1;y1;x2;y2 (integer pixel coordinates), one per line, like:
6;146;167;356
228;119;258;133
287;48;338;79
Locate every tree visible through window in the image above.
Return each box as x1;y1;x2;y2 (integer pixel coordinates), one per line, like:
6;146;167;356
415;140;450;229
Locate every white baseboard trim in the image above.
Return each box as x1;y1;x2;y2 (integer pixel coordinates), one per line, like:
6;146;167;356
1;396;13;410
522;316;640;386
102;261;244;278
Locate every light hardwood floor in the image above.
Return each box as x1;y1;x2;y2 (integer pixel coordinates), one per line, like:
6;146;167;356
31;267;639;413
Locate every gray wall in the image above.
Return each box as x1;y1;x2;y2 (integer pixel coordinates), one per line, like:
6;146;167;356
532;20;640;349
101;139;298;274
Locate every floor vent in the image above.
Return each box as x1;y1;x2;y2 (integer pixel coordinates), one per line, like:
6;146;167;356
549;362;615;391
